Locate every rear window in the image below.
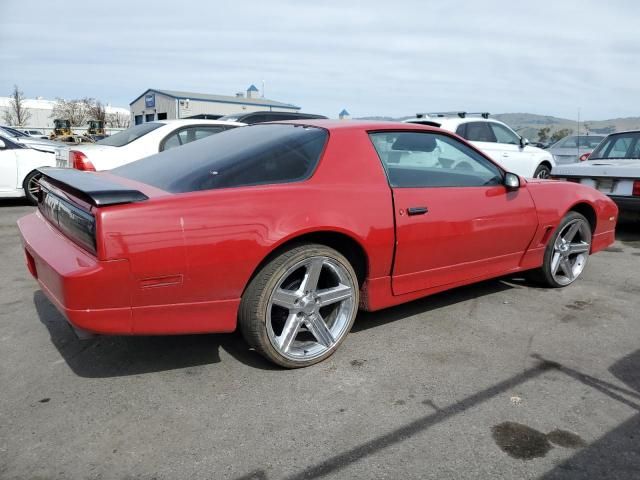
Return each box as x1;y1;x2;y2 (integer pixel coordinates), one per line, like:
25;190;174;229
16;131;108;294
97;123;163;147
590;132;640;160
112;124;328;193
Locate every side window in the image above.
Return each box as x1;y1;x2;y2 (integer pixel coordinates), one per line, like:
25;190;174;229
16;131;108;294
455;124;467;137
244;114;268;124
161;126;226;151
0;137;16;150
490;123;521;145
369;132;503;188
463;122;497;143
610;137;631;157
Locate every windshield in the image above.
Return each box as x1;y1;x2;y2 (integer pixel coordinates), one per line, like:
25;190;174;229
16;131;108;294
113;124;328;193
218;114;242;122
96;122;163;147
554;135;605;149
1;126;28;137
589;132;640;160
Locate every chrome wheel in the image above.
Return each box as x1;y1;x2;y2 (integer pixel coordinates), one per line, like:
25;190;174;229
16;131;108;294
27;176;40;196
550;218;591;285
266;255;356;362
534;165;551;179
23;171;42;205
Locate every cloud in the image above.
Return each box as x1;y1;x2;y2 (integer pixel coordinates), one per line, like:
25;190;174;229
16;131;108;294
1;0;639;119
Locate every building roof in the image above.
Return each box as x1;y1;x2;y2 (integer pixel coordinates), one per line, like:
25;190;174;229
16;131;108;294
247;84;259;92
0;96;129;115
130;88;300;110
339;109;350;116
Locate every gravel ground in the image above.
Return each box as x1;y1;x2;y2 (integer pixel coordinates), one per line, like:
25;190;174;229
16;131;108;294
1;199;638;480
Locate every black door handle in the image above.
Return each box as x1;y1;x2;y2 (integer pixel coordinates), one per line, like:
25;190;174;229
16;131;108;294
407;206;428;216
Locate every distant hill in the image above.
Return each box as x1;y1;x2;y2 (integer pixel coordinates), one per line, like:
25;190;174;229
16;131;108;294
356;113;640;142
493;113;640;142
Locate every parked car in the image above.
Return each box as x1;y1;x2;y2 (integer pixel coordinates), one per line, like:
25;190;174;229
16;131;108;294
404;112;555;178
218;111;327;124
548;134;606;165
21;129;49;140
552;130;640;217
18;121;617;368
56;119;244;171
0;132;55;203
0;126;59;153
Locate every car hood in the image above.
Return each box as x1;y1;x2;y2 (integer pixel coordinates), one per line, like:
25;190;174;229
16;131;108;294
16;138;58;153
554;159;640;177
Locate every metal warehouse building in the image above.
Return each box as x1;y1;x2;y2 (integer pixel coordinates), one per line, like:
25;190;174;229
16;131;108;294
129;85;300;124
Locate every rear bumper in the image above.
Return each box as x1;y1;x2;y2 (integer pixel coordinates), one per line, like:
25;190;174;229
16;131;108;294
609;195;640;212
18;211;239;335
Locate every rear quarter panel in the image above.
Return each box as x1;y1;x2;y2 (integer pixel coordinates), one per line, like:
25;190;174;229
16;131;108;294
98;128;396;308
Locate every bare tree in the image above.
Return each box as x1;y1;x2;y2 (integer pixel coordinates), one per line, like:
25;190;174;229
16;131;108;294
106;112;130;128
51;97;91;126
85;98;107;123
3;85;31;126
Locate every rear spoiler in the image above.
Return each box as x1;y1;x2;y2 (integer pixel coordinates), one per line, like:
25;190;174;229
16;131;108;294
37;167;149;207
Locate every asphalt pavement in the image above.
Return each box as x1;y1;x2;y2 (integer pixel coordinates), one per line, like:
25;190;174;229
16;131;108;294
1;199;638;480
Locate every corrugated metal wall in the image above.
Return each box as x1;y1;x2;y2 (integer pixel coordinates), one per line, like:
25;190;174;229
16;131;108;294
129;91;298;122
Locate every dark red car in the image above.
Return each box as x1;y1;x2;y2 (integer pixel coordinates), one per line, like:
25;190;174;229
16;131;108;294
18;121;618;367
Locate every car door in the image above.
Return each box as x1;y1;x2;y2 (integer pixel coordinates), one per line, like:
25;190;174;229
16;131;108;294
369;130;538;296
0;138;18;192
487;122;535;176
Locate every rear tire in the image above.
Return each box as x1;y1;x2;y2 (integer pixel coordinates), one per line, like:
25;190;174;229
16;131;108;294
532;212;592;288
23;170;41;205
239;243;359;368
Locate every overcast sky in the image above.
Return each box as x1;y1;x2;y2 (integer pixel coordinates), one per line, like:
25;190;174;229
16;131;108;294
1;0;638;120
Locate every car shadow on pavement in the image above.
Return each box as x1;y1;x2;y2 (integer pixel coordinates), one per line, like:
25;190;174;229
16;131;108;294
33;291;278;377
0;198;32;207
615;220;640;245
539;349;640;479
352;277;520;333
235;351;640;480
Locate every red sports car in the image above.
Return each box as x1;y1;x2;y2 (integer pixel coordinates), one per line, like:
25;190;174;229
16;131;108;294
18;121;618;368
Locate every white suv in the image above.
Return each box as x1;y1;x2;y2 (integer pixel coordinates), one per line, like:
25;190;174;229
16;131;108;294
404;112;555;178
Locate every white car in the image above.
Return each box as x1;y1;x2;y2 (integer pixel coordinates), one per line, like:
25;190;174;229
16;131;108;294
0;126;59;153
56;119;245;171
404;112;555;178
0;132;55;204
21;129;49;140
552;130;640;217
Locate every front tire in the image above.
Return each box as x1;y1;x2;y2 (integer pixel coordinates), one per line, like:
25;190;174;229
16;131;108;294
23;170;42;205
534;212;592;288
533;163;551;179
239;244;359;368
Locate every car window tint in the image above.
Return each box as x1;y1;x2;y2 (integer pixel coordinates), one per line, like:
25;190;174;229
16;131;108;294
114;124;327;193
591;132;640;159
161;126;227;151
490;123;520;145
462;122;497;143
369;131;503;188
97;123;163;147
581;136;605;148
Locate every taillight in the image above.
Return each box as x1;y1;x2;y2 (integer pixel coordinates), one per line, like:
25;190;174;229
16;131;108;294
579;152;590;161
70;150;95;171
633;181;640;196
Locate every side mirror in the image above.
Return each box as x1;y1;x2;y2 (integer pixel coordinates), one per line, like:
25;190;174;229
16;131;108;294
519;137;529;148
0;139;5;149
504;172;520;190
